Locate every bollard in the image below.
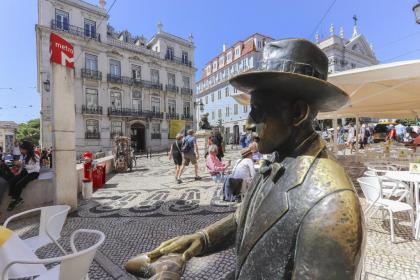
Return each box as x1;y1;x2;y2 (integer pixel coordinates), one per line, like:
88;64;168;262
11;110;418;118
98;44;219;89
82;180;93;199
82;151;93;199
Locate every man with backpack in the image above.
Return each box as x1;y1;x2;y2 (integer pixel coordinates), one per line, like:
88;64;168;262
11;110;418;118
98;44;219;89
179;129;201;181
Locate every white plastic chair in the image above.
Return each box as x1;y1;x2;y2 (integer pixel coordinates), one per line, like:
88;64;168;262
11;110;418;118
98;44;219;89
358;177;414;243
362;171;410;202
367;164;397;176
1;229;105;280
3;205;71;254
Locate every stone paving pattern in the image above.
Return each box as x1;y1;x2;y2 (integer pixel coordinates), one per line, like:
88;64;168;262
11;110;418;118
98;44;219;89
7;150;420;279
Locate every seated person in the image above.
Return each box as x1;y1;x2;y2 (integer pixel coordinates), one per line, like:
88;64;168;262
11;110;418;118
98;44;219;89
205;144;230;182
231;147;256;192
250;134;263;161
7;141;40;211
10;160;21;176
0;161;13;218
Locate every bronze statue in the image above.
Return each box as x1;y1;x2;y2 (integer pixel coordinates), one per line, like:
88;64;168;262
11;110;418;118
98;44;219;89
199;113;212;130
126;38;365;279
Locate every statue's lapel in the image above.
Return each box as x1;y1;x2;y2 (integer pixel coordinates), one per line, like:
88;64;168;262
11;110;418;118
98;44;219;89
237;137;325;268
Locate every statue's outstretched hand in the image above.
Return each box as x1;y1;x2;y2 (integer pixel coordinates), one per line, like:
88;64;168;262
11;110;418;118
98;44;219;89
147;233;204;262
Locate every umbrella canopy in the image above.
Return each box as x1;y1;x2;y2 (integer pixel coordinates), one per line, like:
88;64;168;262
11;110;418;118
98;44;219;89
232;60;420;119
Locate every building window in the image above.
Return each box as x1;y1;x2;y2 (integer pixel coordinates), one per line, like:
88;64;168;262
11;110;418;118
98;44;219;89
110;59;121;77
226;107;230;117
243;105;248;113
110;91;122;109
85;88;98;107
151;96;160;112
234;46;241;58
234;104;238;115
257;40;262;49
55;9;69;30
167;73;176;86
225;87;229;97
85;54;98;71
205;96;208;104
218;109;222;118
218;90;221;100
233;87;238;93
211;93;214;102
86;119;99;135
111;121;122;137
152;123;160;134
166;47;174;60
211;111;215;120
168;99;176;114
182;76;190;88
182;51;189;64
132;65;141;81
84;19;96;38
227;52;233;63
151;69;159;84
132;91;142;110
219;56;225;67
183;101;190;116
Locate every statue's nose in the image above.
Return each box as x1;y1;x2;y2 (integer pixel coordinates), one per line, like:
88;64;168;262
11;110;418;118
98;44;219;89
245;115;256;131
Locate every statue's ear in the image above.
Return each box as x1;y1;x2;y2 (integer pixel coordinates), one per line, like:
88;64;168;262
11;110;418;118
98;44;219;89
292;100;310;127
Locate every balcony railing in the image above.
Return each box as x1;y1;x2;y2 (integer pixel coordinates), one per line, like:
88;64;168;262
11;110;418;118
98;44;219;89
85;131;100;139
107;74;133;85
181;87;193;95
181;114;193;121
165;54;192;67
110;132;124;139
81;69;102;80
151;133;161;140
82;105;103;115
51;20;100;41
166;113;179;120
108;107;164;119
165;84;178;93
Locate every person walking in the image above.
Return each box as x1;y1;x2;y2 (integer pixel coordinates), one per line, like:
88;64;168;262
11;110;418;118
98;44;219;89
12;141;21;161
168;134;184;184
395;121;406;142
179;129;201;181
347;123;356;153
7;140;40;211
358;124;368;149
213;131;224;161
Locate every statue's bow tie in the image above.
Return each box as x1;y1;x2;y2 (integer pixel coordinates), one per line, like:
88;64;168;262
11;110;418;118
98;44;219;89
259;151;280;176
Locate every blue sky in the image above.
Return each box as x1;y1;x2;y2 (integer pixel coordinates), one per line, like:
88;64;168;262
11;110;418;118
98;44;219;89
1;0;420;123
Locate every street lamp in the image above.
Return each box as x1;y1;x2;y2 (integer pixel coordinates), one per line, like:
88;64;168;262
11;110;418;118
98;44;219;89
43;79;50;92
413;2;420;24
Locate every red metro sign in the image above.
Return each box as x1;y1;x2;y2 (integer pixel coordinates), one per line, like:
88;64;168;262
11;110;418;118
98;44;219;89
50;33;74;69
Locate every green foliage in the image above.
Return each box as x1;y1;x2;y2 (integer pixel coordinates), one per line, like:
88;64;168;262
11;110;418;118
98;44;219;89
16;118;40;146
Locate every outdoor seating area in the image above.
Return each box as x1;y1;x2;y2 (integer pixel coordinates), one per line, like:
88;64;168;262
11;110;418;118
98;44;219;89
0;205;105;280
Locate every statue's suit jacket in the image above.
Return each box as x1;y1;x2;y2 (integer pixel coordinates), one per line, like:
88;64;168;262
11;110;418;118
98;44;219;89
234;135;365;280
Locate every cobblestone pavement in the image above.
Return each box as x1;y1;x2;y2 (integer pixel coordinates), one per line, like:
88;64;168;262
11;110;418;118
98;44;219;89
7;150;420;280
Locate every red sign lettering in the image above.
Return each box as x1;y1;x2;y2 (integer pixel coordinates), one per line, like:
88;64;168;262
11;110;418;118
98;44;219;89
50;33;74;69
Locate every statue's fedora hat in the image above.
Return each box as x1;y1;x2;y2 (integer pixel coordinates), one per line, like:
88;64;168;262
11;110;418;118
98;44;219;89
229;38;348;112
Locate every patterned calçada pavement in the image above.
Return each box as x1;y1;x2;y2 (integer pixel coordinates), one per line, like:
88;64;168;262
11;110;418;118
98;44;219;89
8;150;420;280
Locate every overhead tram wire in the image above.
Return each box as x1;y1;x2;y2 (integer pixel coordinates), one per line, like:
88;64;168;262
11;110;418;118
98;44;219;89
72;0;118;65
382;48;420;62
308;0;338;38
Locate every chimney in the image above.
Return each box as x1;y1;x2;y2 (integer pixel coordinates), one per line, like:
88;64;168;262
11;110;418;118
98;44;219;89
222;44;227;52
99;0;106;9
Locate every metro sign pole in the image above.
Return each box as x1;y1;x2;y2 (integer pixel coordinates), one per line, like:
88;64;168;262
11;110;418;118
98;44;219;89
50;33;77;209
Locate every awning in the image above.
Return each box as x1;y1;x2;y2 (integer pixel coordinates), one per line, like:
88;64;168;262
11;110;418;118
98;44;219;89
232;60;420;119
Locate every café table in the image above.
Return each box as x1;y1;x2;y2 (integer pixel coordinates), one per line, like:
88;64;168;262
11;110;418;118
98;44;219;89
385;171;420;239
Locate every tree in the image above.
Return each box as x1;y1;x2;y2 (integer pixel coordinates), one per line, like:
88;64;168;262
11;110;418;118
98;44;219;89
16;118;40;146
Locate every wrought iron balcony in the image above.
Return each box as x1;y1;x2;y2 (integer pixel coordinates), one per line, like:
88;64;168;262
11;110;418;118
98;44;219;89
165;84;178;93
166;113;179;120
51;20;100;41
107;74;133;85
81;68;102;80
132;78;162;90
108;107;164;119
181;87;193;95
110;132;123;139
181;114;193;121
85;131;100;139
151;133;162;139
164;54;192;67
82;105;103;115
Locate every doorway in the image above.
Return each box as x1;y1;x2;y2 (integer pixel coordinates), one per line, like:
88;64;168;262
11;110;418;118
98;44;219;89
131;123;145;152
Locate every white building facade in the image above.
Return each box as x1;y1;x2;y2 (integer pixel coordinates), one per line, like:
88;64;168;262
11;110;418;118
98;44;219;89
36;0;196;156
195;34;273;143
0;121;17;154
